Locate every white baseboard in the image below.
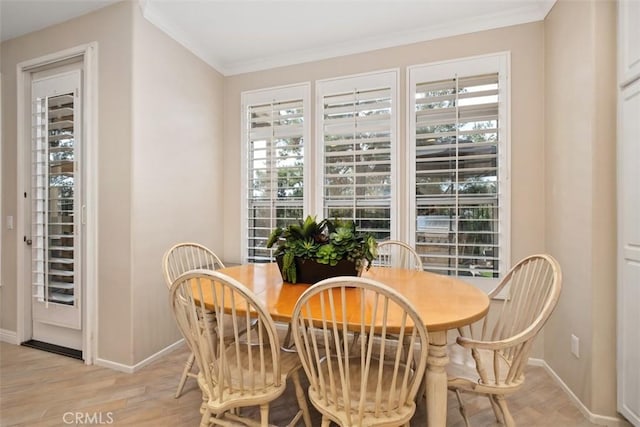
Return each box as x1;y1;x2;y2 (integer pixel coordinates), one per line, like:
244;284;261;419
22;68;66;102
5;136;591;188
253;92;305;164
0;328;18;345
528;358;629;426
94;356;135;373
95;339;185;374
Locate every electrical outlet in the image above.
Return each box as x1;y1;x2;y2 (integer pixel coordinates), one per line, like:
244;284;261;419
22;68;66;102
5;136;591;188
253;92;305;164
571;334;580;358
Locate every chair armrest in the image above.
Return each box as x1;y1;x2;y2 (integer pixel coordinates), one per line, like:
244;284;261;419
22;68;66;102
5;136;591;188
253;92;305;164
456;304;552;351
456;333;529;351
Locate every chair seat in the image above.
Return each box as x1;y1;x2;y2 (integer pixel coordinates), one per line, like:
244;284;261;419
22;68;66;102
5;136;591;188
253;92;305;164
314;357;410;412
198;373;287;415
308;356;416;426
198;344;302;411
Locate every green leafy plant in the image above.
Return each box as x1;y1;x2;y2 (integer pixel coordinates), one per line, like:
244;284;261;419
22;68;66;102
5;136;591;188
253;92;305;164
266;215;378;283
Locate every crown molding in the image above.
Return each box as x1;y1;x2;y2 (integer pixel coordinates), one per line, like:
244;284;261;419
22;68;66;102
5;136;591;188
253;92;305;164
141;0;556;77
224;1;555;76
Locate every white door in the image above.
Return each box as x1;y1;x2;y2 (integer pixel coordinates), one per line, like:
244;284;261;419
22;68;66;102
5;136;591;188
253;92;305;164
618;77;640;426
28;68;83;352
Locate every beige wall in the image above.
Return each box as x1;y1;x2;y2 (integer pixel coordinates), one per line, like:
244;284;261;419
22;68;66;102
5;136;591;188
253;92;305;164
544;0;618;417
0;1;622;417
0;1;225;366
130;6;225;362
0;1;134;363
223;24;546;268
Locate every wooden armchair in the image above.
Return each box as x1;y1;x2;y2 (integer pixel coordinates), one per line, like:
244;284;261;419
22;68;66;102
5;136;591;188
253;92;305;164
448;254;562;427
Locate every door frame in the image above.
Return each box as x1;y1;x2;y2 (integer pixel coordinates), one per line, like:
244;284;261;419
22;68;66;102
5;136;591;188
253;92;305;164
16;43;98;364
617;77;640;426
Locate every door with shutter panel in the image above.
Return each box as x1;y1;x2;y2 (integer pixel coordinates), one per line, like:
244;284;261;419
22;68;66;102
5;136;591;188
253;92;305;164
29;68;83;352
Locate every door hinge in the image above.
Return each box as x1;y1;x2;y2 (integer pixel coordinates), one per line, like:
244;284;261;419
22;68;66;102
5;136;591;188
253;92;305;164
24;192;27;198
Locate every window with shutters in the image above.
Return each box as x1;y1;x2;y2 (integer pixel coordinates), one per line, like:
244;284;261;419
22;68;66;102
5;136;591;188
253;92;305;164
241;84;310;263
408;53;510;281
316;71;398;241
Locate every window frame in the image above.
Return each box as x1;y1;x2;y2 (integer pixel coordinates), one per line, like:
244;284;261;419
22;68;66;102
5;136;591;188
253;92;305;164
407;52;511;292
240;83;311;263
315;69;400;240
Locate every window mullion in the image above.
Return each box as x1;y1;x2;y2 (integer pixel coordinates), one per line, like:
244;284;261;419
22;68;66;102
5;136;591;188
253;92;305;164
454;75;460;277
269;101;276;237
352;89;357;222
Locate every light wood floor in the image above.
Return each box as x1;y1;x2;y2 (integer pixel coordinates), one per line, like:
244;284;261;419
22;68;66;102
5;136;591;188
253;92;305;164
1;341;601;427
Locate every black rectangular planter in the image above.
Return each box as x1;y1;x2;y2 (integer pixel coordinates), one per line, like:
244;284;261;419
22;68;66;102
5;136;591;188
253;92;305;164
275;256;361;284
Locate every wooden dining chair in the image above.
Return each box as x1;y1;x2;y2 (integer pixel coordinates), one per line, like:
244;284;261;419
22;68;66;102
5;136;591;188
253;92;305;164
169;269;312;427
368;240;423;360
448;254;562;427
291;276;429;427
374;240;423;271
163;242;226;286
162;242;226;398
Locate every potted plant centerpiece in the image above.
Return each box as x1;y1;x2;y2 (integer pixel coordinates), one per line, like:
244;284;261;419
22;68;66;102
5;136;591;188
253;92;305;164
266;215;378;284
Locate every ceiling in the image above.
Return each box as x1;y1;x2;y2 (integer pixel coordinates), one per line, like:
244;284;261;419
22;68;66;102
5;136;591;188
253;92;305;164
1;0;555;75
0;0;119;41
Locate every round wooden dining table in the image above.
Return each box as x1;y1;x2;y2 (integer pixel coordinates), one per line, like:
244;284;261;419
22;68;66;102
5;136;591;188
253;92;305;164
216;262;490;427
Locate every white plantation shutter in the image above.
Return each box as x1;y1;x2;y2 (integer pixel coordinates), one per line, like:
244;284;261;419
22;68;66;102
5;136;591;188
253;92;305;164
31;69;82;330
242;85;310;262
409;54;509;280
316;71;398;240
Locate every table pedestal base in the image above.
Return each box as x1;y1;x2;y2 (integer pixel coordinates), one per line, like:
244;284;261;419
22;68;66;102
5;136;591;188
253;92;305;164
426;331;449;427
